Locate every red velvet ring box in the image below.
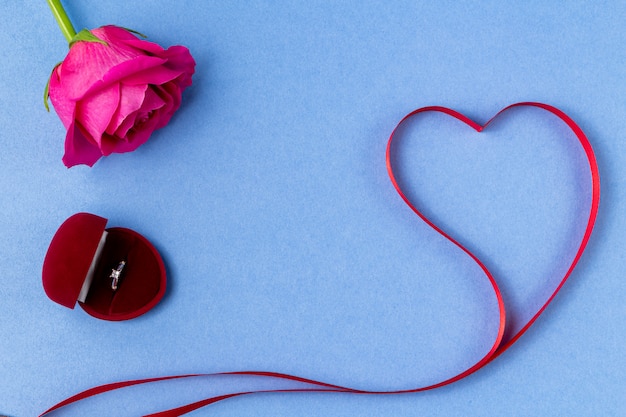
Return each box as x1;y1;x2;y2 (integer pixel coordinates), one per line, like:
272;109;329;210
42;213;166;321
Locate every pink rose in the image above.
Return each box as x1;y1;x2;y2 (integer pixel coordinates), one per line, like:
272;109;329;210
47;25;195;167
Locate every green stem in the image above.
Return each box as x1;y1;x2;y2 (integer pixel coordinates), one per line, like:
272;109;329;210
46;0;76;44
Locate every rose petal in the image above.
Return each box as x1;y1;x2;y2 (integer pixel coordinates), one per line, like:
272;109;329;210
151;85;176;128
75;83;120;147
97;25;167;55
106;84;148;135
163;45;197;72
63;55;167;100
141;86;167;113
152;83;181;129
122;45;195;87
118;37;167;56
62;120;103;167
99;133;122;156
114;87;166;141
59;36;140;100
93;25;142;42
121;65;188;86
114;109;140;139
122;112;162;151
162;45;196;88
48;64;78;129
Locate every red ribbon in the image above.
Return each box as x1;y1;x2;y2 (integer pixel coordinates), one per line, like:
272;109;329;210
40;102;600;416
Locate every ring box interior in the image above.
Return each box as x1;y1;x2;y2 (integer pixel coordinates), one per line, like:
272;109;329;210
42;212;166;321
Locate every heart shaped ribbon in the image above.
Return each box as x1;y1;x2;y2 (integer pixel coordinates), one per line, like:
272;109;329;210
39;102;600;416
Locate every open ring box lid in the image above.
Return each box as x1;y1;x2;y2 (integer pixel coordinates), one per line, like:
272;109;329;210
42;213;166;321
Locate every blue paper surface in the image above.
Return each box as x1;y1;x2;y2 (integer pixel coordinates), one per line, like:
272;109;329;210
0;1;623;416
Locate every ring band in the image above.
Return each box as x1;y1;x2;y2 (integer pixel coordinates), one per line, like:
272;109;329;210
110;261;126;290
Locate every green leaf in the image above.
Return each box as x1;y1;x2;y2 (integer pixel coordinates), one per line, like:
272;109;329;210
43;77;51;112
120;26;148;38
69;29;108;47
43;63;62;112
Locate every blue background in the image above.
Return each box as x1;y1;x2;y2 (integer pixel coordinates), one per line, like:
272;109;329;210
0;1;623;416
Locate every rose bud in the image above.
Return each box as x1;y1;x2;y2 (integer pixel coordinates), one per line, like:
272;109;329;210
46;25;195;167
